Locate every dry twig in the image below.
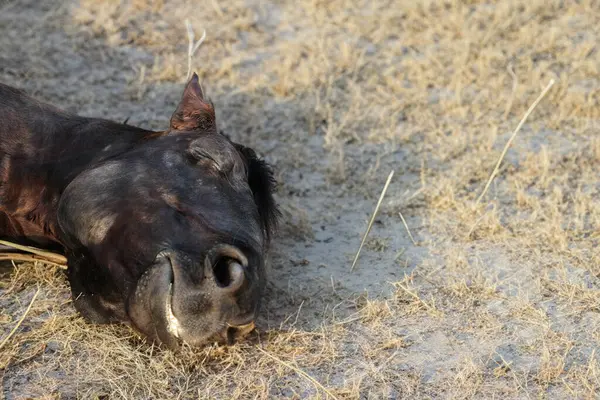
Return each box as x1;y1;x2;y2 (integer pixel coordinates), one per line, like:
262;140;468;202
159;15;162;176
0;286;41;351
476;79;555;205
398;211;417;246
0;239;67;265
351;170;394;272
184;19;206;81
0;254;66;269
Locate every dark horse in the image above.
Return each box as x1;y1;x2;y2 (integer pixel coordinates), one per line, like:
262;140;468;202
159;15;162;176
0;74;279;349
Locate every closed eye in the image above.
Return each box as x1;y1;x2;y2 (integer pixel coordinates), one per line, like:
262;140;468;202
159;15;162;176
187;148;222;171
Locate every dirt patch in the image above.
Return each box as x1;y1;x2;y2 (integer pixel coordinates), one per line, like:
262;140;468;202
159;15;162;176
1;0;599;398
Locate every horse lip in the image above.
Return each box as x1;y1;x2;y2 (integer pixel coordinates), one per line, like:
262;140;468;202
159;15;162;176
226;321;256;343
165;283;181;338
157;251;181;340
226;321;255;330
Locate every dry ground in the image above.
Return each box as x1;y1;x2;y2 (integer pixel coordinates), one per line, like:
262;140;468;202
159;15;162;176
1;0;599;398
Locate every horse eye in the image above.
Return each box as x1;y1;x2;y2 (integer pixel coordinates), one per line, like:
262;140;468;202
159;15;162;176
187;148;220;169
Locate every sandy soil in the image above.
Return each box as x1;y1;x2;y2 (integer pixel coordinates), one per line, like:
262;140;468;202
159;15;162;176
1;0;599;398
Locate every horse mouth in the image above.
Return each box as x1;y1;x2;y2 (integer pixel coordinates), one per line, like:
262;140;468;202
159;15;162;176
164;282;256;345
225;321;256;344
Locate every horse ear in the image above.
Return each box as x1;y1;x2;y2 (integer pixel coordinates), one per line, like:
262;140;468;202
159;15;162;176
169;73;216;133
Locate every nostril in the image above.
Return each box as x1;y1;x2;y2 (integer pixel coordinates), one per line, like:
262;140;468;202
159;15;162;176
213;257;235;288
205;245;247;292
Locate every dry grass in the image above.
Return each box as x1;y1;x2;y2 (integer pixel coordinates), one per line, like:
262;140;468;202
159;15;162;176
1;0;600;398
